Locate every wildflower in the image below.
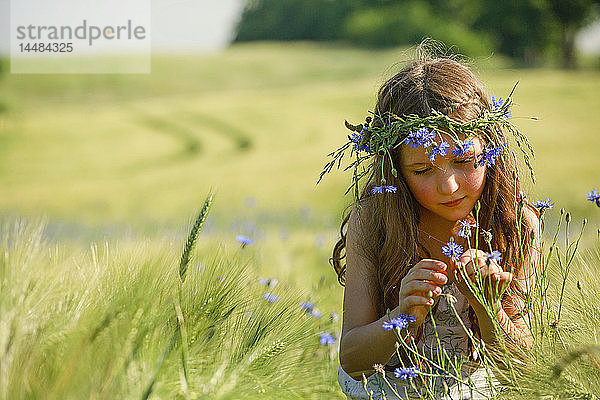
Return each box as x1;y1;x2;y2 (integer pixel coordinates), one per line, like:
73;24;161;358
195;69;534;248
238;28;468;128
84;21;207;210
518;191;527;203
394;366;419;380
429;141;450;162
486;250;502;263
451;141;475;157
258;277;278;288
478;144;506;167
457;219;474;239
587;189;600;207
372;185;397;194
308;309;322;318
373;364;385;374
300;302;314;311
382;314;416;331
404;127;435;149
534;199;554;213
481;229;493;245
319;332;336;346
350;131;371;153
236;235;253;246
442;239;463;260
263;292;280;303
491;95;511;118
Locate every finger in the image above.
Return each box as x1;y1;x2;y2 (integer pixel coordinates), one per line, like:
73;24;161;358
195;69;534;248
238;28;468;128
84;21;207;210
458;249;485;264
405;269;448;285
414;259;447;272
403;294;435;308
400;281;442;297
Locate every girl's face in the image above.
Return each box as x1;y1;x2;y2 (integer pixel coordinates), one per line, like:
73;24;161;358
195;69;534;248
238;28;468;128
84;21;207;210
400;136;486;222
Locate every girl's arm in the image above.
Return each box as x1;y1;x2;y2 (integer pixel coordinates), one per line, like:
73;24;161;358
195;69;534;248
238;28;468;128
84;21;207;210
338;208;403;378
339;208;447;379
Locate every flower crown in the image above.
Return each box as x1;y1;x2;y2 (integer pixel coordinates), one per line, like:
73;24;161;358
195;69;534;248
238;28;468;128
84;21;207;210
318;84;535;201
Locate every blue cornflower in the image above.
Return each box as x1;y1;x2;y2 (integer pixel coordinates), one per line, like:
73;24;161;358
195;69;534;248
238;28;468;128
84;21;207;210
491;95;512;119
587;189;600;202
534;199;554;213
319;332;336;346
394;366;419;380
382;314;416;331
457;219;475;239
350;130;371;153
518;191;527;203
486;250;502;263
429;141;450;162
263;292;280;303
300;301;314;311
236;235;253;246
478;144;506;167
451;141;475;157
442;240;463;259
405;128;435;149
372;185;397;194
308;309;322;318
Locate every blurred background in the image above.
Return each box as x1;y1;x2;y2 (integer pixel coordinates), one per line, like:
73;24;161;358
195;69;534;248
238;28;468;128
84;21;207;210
0;0;599;259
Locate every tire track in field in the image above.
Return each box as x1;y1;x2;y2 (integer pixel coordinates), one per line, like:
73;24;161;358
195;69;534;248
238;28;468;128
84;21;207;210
124;113;252;172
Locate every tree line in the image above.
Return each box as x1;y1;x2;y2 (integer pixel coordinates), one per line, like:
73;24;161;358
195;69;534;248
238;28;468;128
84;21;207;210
234;0;600;67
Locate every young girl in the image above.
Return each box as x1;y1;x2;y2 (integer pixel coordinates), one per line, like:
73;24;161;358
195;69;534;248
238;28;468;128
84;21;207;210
326;49;539;399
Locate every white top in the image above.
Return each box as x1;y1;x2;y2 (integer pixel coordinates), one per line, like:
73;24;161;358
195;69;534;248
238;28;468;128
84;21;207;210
337;283;497;399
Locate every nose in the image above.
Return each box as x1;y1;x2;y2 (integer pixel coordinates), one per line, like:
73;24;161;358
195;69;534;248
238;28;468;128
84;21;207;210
437;169;460;195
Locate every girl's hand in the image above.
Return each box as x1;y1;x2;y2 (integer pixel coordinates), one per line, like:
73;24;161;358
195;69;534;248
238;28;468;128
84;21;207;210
396;259;448;328
451;249;512;310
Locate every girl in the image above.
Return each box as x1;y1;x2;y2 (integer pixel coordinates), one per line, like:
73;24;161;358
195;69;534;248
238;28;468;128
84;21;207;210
326;49;539;399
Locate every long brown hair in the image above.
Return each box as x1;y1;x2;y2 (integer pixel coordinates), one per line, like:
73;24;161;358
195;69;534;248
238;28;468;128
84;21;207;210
331;48;534;317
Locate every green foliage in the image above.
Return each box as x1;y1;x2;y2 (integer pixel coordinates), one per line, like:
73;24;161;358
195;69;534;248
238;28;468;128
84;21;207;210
234;0;599;64
0;219;340;399
234;0;351;42
343;1;494;57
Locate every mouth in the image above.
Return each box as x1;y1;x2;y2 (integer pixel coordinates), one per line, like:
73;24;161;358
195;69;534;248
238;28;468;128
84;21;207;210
441;197;465;207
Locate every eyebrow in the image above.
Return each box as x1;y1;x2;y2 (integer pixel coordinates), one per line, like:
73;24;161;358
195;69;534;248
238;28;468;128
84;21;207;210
404;162;431;167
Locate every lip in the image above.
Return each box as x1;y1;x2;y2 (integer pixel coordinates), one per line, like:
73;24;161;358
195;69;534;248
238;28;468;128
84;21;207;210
441;197;465;207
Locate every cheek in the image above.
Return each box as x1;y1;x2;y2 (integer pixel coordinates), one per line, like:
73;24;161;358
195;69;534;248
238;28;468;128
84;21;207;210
404;175;436;204
463;166;486;195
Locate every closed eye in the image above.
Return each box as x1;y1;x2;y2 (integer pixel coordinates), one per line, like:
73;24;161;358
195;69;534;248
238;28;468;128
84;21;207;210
413;168;431;175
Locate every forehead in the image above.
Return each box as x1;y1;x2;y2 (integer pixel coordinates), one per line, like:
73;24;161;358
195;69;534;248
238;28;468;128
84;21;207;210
400;132;483;164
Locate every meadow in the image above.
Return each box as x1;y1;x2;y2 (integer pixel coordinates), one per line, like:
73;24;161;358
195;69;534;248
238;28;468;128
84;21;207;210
1;42;600;399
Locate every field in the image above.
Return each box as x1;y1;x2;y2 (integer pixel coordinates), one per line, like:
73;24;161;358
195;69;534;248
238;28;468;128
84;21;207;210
1;42;600;399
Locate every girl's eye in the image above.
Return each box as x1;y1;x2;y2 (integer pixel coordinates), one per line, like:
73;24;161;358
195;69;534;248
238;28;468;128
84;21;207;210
413;168;431;175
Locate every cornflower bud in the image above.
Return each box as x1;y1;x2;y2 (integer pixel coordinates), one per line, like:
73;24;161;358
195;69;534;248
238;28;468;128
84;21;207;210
583;218;588;226
577;280;582;291
391;168;398;178
565;212;571;223
560;208;565;216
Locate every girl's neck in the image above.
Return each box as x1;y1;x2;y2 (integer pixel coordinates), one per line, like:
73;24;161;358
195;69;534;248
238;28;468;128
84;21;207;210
418;206;459;243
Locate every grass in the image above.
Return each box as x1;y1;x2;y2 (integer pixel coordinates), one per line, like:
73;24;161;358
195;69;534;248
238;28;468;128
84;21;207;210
1;42;600;398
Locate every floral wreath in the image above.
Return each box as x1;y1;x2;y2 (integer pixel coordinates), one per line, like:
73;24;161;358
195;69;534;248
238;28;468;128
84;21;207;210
318;84;536;202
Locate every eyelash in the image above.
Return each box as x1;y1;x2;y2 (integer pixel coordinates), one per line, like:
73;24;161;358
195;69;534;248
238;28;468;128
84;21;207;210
412;157;475;175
